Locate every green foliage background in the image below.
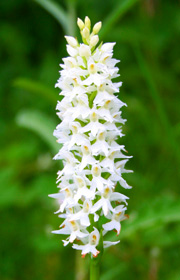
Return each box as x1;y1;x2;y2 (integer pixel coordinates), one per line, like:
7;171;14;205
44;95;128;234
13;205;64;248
0;0;180;279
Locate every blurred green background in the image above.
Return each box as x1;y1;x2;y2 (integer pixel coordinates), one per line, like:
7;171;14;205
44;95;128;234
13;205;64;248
0;0;180;279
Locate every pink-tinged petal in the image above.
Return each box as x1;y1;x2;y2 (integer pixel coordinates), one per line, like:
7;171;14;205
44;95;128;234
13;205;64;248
103;220;121;235
91;246;100;257
82;244;92;255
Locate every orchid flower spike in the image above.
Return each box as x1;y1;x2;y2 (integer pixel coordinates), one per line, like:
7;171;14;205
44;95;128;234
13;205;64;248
50;16;132;259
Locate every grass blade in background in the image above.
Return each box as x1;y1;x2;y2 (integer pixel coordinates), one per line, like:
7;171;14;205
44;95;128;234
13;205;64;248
134;44;180;164
66;0;77;37
100;0;139;39
13;78;57;105
16;110;61;156
34;0;68;33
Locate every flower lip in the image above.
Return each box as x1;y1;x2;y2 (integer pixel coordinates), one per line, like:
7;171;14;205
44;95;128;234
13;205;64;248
90;112;98;122
92;165;101;177
82;145;90;155
74;175;87;188
89;63;96;74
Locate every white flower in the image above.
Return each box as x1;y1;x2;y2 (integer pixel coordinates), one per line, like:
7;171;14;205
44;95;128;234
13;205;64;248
91;187;128;216
102;205;127;235
52;220;88;245
72;227;100;257
50;16;132;258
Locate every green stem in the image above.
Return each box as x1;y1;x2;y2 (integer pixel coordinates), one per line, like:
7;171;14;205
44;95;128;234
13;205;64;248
90;257;100;280
89;230;103;280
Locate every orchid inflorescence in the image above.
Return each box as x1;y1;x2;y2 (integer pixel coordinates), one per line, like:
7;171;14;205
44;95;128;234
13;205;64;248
50;16;132;258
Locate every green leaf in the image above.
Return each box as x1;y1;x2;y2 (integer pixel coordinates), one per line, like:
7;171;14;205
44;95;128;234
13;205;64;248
16;110;61;155
100;0;140;39
34;0;68;33
13;78;57;105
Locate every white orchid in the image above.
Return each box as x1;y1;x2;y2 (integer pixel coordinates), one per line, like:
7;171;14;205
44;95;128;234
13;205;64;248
50;16;132;259
72;227;100;257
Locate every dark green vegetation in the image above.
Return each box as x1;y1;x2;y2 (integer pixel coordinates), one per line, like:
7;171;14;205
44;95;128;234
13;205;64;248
0;0;180;279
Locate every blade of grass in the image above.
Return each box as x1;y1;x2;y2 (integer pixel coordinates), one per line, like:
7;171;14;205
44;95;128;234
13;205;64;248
100;0;140;39
134;44;180;165
66;0;77;37
34;0;68;33
13;78;57;105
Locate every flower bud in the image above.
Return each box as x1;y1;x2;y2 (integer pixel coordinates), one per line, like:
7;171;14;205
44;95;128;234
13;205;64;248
64;36;77;47
81;27;90;39
85;16;91;30
77;18;85;30
90;35;99;48
93;21;102;34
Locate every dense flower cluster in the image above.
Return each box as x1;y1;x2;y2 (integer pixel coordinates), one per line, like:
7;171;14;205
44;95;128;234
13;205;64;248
50;16;132;258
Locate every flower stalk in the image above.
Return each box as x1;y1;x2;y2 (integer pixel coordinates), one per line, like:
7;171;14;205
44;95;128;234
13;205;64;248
90;257;100;280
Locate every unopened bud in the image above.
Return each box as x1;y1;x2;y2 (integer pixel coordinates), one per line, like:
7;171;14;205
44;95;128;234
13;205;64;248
64;36;77;47
90;35;99;48
85;16;91;30
93;21;102;34
82;27;90;39
77;18;85;30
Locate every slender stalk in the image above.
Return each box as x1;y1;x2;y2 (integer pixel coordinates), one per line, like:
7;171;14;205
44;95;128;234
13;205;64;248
90;257;100;280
